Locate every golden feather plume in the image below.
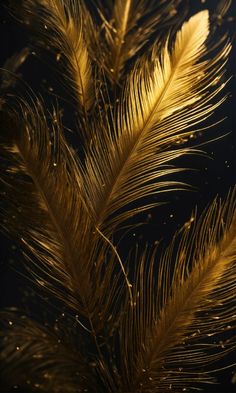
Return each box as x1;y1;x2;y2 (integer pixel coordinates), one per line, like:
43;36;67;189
0;1;235;392
21;0;95;111
0;101;124;337
119;190;236;392
0;102;86;308
80;11;230;234
96;0;184;83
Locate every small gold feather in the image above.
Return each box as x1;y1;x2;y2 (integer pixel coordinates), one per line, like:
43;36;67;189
98;0;185;83
23;0;95;111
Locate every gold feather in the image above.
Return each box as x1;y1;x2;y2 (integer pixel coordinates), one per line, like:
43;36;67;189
0;102;85;308
97;0;184;83
120;190;236;392
80;11;230;234
22;0;94;111
0;101;122;333
0;2;234;392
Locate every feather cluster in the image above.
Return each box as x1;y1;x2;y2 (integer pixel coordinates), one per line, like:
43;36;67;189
0;1;235;392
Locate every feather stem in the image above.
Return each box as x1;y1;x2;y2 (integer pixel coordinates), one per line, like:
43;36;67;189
112;0;132;82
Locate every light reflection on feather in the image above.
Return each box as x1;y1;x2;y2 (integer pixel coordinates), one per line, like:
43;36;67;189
0;1;235;392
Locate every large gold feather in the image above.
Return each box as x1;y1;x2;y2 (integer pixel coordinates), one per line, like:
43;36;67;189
0;1;234;392
80;11;230;234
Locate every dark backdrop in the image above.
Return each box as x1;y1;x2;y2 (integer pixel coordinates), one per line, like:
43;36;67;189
0;1;235;392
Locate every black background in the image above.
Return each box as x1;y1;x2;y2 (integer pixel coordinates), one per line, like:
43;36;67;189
0;1;235;392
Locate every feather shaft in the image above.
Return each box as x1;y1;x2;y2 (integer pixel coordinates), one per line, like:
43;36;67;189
111;0;132;81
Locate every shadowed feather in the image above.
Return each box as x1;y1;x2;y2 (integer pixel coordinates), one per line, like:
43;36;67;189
0;312;96;393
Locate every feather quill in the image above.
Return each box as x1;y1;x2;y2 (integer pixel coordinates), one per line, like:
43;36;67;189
80;11;230;234
120;190;236;392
